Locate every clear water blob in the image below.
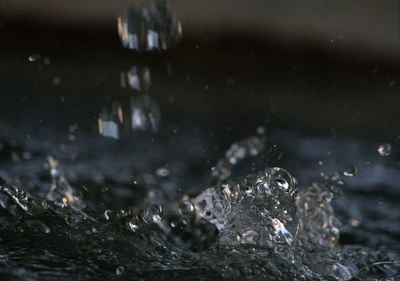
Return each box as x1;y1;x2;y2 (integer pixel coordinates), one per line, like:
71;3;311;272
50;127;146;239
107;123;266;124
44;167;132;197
117;0;182;52
194;167;298;249
296;178;342;252
377;143;392;156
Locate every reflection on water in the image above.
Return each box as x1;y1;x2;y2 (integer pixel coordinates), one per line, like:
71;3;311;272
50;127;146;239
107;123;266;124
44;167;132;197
117;0;182;52
98;66;160;139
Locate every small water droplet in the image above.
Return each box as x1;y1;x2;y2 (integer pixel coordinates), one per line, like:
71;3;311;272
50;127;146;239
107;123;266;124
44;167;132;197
28;53;40;62
156;167;170;177
343;166;357;177
377;143;392;156
115;266;125;275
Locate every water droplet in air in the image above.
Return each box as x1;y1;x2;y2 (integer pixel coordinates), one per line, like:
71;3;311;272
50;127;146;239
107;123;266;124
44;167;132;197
343;166;357;177
156;167;170;177
377;143;392;156
116;266;125;275
28;53;40;62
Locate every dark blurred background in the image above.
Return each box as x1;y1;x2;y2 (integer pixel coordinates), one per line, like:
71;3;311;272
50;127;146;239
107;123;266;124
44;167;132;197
0;0;399;141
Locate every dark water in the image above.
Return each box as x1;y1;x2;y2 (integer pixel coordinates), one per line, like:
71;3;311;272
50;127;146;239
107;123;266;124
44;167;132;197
0;1;399;280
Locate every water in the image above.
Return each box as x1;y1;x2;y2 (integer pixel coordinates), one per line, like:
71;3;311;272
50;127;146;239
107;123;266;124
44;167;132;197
0;130;399;280
0;1;399;280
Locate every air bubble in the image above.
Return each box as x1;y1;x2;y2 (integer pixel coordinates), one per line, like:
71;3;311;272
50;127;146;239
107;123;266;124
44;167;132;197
179;201;194;215
276;179;289;190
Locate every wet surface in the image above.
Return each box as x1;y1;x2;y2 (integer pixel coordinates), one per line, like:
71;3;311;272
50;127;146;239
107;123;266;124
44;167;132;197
0;1;399;280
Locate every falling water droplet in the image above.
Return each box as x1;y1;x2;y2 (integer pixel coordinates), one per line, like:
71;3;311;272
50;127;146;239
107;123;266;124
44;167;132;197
377;143;392;156
117;0;182;52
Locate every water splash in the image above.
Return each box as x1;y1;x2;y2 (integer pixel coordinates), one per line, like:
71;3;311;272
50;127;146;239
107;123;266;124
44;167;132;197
0;136;399;280
46;155;83;208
